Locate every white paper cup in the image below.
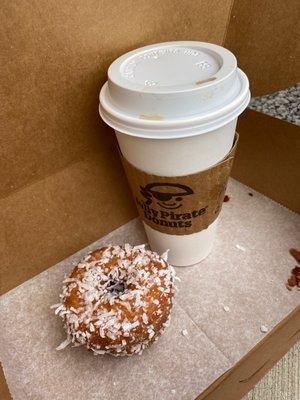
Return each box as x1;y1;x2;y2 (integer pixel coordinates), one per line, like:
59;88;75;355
99;41;250;266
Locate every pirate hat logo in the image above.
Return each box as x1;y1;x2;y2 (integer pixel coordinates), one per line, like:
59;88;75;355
140;182;193;210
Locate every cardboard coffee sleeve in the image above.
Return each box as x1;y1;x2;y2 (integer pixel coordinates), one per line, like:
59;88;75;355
122;135;238;236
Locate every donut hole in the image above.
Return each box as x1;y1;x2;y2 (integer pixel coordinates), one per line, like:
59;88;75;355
107;280;126;295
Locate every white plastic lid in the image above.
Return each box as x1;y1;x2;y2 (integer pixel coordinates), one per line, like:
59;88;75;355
99;41;250;139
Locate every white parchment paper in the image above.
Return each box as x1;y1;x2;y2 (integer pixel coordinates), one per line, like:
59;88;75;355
1;179;299;400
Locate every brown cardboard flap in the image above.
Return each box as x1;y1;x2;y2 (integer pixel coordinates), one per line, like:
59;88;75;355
232;109;300;214
225;0;300;96
1;0;233;199
0;151;136;296
0;364;9;400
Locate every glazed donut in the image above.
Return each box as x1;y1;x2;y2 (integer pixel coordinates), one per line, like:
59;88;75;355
54;244;175;356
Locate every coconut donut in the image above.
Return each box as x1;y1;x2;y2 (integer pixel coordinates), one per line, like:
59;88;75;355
54;244;175;356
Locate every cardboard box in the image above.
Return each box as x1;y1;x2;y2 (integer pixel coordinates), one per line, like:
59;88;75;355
1;1;299;399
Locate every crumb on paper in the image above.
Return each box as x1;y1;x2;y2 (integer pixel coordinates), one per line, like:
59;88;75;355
289;248;300;263
223;195;230;203
260;325;268;333
248;192;254;197
285;256;300;291
223;305;230;312
286;266;300;290
287;275;297;287
171;389;176;394
286;283;292;291
161;249;169;261
236;244;246;252
56;337;71;351
181;329;188;337
50;303;61;309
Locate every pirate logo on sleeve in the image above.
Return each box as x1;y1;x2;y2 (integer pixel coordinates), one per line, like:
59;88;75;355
140;183;194;210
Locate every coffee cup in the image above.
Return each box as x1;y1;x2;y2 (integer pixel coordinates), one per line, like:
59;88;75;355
99;41;250;266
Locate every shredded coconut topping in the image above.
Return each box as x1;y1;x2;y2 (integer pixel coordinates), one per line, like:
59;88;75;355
236;244;246;252
181;329;188;337
260;325;268;333
56;336;71;351
53;244;176;356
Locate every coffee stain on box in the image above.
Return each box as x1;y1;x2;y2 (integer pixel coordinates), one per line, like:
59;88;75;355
196;77;217;85
139;114;164;121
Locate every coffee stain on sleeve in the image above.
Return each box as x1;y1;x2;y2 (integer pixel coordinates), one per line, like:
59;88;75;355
196;77;217;85
139;114;164;121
